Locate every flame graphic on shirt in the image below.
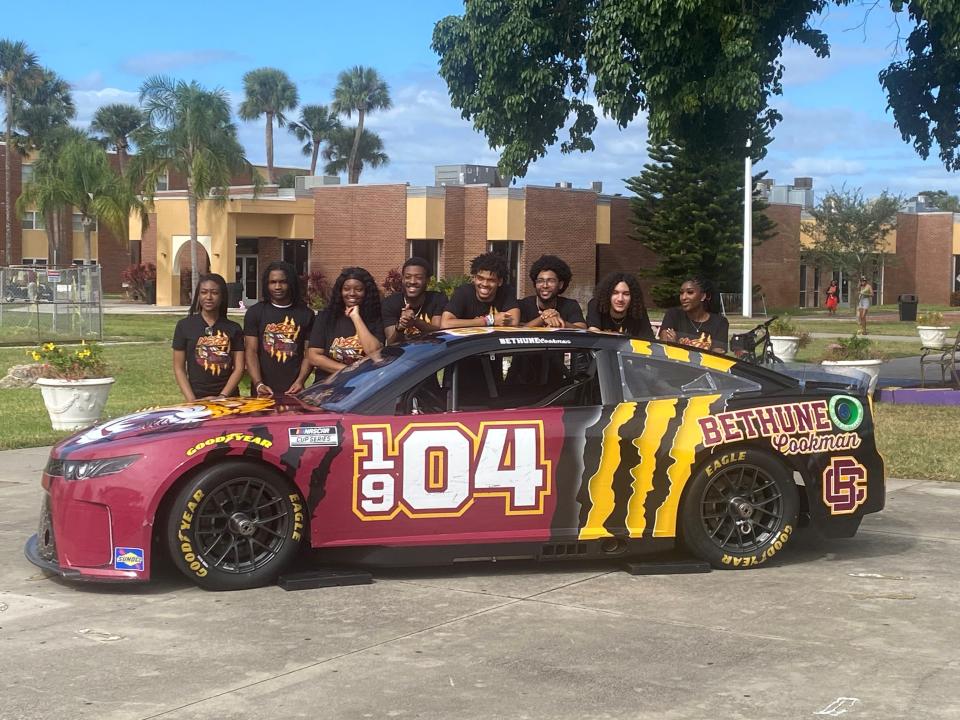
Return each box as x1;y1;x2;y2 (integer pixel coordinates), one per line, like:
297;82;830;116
195;330;231;375
263;316;300;363
678;333;712;350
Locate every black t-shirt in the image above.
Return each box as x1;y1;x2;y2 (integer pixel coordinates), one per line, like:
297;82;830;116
445;284;519;320
172;314;244;397
382;291;447;339
586;298;655;340
243;302;314;393
660;307;729;351
518;295;585;325
309;310;385;368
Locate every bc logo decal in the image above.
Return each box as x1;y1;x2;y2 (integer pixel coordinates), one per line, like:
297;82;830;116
822;456;868;515
352;421;551;520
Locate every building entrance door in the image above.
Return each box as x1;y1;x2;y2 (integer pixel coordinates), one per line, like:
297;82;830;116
236;255;258;304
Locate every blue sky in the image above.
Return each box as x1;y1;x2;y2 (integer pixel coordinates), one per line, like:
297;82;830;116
7;1;958;199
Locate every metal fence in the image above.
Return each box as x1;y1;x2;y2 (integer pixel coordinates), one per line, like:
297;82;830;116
719;292;768;318
0;265;103;345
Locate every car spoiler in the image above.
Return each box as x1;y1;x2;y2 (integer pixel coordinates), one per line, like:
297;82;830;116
778;366;871;398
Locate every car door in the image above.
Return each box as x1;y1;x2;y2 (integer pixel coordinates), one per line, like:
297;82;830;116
311;341;609;549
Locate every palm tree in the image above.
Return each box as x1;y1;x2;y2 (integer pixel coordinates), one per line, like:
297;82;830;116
238;68;298;185
322;126;388;182
13;71;75;265
91;103;144;176
0;39;41;264
331;66;391;184
287;104;340;176
136;76;258;293
18;135;139;264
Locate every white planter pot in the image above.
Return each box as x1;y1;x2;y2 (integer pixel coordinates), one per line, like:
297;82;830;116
820;360;883;395
36;377;115;431
917;326;950;349
770;336;800;362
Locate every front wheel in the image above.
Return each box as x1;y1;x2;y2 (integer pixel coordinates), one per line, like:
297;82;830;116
681;449;798;569
166;461;305;590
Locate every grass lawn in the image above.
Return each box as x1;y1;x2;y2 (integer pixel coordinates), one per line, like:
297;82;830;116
874;403;960;482
793;338;920;362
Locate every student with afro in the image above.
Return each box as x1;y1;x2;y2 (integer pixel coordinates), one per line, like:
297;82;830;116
519;255;586;329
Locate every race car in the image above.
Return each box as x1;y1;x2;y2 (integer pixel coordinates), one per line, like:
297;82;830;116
26;328;885;590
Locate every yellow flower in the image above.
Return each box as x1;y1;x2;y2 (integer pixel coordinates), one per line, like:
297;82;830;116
43;342;55;351
31;351;41;361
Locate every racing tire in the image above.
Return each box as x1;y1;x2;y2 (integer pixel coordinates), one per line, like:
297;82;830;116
165;461;305;590
680;449;799;569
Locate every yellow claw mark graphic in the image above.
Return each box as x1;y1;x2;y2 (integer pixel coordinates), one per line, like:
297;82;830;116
580;402;636;541
625;398;678;537
653;394;721;537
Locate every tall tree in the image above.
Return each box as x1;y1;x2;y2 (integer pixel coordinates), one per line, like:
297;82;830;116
18;135;139;264
287;104;341;176
137;76;258;293
321;126;388;182
12;70;75;265
917;189;960;213
0;39;41;265
628;141;777;307
331;66;391;184
238;68;298;185
801;187;902;283
90;103;144;176
880;1;960;171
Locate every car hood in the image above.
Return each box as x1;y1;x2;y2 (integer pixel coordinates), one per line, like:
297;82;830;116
55;396;320;455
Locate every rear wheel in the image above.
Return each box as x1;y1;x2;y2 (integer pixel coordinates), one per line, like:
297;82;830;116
166;461;305;590
681;450;798;569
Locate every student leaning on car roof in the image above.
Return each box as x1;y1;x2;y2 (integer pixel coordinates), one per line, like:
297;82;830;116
441;252;520;329
382;256;447;345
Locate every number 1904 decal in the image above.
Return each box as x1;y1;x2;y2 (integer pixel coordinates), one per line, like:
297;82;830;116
352;421;552;520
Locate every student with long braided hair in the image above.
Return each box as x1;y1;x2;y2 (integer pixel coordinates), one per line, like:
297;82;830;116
659;276;729;352
586;271;654;339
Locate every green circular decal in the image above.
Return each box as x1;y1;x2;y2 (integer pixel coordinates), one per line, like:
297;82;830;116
829;395;863;432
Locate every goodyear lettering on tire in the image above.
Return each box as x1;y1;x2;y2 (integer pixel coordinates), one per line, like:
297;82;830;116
720;525;793;568
178;488;209;578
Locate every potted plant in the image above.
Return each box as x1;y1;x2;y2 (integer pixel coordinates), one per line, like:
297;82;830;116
768;315;811;362
820;334;885;395
916;311;950;349
29;341;114;430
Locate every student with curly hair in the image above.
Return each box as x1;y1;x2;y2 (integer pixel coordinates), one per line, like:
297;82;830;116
173;273;245;401
441;252;520;328
520;255;586;328
659;276;729;352
382;257;447;344
308;267;385;379
244;261;314;397
586;272;654;339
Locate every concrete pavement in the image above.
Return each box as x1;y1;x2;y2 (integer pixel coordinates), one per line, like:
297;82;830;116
2;445;959;719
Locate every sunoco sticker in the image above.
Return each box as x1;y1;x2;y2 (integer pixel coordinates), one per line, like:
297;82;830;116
289;426;339;446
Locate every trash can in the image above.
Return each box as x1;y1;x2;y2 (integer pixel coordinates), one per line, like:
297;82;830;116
145;280;156;305
898;294;918;322
227;282;243;309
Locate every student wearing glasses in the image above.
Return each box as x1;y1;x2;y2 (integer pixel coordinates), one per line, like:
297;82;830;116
173;273;245;401
519;255;587;329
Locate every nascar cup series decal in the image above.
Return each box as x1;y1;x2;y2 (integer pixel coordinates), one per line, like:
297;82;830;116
114;547;145;571
698;397;863;455
289;426;340;446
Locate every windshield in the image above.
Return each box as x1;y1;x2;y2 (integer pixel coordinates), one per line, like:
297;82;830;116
297;340;443;412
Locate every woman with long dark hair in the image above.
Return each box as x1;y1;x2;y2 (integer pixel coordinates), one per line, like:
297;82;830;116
586;272;654;339
659;276;729;352
172;273;245;400
308;267;385;379
243;261;315;397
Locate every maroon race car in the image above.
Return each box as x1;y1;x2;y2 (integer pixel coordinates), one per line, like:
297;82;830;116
26;328;884;590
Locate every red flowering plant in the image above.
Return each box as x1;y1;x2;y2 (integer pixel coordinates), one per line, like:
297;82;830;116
303;270;331;311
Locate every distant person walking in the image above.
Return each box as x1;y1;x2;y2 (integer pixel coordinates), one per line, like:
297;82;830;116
825;279;839;315
857;276;874;335
172;274;245;401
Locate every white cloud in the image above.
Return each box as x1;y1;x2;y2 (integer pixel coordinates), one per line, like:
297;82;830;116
780;43;890;87
71;87;140;127
119;50;246;75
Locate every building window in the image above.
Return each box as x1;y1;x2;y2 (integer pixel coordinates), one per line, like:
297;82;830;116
281;240;310;277
21;164;34;185
156;170;169;191
73;259;98;266
812;266;821;308
799;264;807;307
954;256;960;294
408;239;441;278
72;214;98;233
21;258;47;266
21;211;46;230
488;240;522;290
